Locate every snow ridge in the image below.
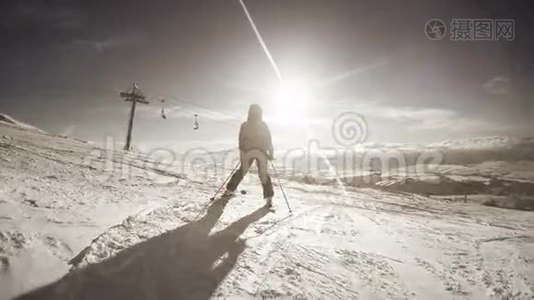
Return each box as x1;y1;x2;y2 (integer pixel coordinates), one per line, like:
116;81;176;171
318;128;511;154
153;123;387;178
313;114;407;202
0;113;45;133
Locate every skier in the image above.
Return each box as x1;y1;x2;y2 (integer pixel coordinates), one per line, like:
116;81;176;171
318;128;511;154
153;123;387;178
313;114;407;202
223;104;274;207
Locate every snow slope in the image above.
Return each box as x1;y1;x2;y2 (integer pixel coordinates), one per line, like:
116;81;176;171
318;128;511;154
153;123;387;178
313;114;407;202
1;120;533;299
0;121;186;298
0;114;44;133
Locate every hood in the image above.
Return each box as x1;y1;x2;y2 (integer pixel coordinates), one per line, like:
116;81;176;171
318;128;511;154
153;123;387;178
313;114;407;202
247;104;263;122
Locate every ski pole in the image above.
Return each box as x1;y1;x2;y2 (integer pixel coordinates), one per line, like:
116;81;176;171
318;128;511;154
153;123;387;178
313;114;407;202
270;160;292;213
210;162;240;201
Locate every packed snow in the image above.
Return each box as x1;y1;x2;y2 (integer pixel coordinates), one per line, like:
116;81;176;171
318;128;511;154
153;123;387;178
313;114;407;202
1;115;533;299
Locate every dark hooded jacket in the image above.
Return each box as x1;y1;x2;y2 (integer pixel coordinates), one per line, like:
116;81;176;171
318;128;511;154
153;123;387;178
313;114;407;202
238;104;273;156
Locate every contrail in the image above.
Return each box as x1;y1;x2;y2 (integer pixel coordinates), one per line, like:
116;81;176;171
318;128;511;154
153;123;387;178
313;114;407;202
238;0;283;81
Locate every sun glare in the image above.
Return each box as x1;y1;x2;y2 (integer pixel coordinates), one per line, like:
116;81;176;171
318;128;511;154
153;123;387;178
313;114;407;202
272;80;314;126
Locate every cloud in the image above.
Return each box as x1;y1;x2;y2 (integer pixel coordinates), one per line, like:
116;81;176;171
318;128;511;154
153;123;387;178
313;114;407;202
380;107;456;122
483;76;511;96
342;100;505;133
408;114;502;132
74;35;147;52
324;57;389;85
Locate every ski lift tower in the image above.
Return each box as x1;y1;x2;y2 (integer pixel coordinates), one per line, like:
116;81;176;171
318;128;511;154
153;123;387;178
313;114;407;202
120;83;149;151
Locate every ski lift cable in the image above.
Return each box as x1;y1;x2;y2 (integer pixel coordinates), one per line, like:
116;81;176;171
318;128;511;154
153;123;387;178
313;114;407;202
139;91;242;128
117;84;233;129
160;95;243;127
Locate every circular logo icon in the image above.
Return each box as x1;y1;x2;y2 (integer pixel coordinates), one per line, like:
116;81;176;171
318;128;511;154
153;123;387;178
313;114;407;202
425;19;446;40
332;112;368;147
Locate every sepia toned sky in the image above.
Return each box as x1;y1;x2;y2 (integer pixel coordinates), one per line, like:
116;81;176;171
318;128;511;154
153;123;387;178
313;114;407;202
1;0;533;152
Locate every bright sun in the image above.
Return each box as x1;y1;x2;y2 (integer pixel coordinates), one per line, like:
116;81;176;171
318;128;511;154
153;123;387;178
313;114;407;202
272;80;314;125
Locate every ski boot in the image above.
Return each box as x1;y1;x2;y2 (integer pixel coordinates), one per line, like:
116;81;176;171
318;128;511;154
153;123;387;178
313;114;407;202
264;196;273;208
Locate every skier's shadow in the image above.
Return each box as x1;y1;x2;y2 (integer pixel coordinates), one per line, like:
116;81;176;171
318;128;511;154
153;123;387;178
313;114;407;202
17;197;270;300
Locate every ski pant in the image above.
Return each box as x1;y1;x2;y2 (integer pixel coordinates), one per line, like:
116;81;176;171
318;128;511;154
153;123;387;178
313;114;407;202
226;149;274;199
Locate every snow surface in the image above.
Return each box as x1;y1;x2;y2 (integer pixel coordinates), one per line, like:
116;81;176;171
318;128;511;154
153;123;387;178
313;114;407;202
1;117;533;299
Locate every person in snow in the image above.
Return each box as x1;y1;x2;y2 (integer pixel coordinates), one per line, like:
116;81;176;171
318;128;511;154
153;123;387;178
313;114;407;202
224;104;274;207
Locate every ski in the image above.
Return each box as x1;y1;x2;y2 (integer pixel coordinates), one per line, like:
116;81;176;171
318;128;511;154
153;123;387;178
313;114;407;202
210;189;246;202
210;193;235;202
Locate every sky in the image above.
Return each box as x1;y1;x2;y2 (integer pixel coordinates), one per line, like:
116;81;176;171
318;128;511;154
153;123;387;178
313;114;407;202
0;0;533;153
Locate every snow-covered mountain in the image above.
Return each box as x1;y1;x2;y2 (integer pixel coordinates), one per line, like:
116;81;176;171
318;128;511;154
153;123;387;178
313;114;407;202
0;114;45;134
1;116;533;300
430;136;534;150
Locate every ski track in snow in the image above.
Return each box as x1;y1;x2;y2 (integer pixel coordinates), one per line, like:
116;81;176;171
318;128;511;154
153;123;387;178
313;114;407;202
1;121;534;299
